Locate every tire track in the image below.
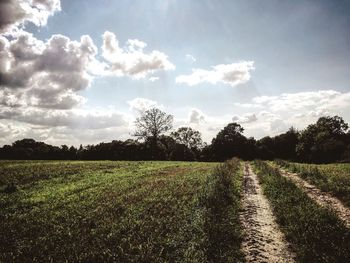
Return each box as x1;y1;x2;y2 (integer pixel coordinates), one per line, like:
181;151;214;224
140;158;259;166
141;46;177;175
240;163;295;262
278;167;350;228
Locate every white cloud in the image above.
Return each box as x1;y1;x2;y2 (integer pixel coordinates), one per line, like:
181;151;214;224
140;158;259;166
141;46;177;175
0;0;61;34
176;61;254;86
234;102;262;108
149;76;159;82
172;108;232;143
251;90;341;112
46;126;130;146
102;31;175;79
239;90;350;138
0;119;131;147
127;98;161;113
269;119;288;134
0;106;128;130
186;54;196;63
188;108;206;124
232;113;257;124
177;90;350;142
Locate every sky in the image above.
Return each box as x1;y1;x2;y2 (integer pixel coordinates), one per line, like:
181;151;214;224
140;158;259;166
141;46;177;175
0;0;350;146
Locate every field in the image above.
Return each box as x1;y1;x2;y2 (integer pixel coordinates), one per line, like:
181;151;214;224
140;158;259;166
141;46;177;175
0;160;243;262
1;160;349;262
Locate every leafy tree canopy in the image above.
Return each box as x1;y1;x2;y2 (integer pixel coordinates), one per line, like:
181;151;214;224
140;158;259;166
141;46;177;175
171;127;204;150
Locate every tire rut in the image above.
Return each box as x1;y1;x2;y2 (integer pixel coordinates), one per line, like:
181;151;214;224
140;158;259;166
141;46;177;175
240;163;295;263
278;167;350;228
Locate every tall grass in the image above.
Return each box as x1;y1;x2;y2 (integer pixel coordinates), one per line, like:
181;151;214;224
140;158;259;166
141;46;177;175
254;160;350;263
200;158;244;262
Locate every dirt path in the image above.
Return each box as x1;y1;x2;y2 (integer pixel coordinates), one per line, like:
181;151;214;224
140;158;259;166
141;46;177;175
278;167;350;228
240;163;295;262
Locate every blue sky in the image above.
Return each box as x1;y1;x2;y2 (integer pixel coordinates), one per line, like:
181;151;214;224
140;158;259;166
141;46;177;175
0;0;350;145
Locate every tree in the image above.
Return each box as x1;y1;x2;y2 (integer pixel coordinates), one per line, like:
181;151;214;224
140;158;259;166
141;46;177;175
296;116;349;163
273;127;299;160
134;108;174;142
256;136;275;160
211;122;248;161
170;127;204;150
257;127;299;160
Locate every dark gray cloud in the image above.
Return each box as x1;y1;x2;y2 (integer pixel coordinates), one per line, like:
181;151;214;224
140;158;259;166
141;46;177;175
0;0;60;34
0;32;97;109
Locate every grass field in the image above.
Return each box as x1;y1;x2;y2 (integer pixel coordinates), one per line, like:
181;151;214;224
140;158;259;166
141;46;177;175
276;160;350;207
1;159;349;262
0;160;245;262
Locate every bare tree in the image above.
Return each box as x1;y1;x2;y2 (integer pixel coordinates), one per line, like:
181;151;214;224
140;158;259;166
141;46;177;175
134;108;173;142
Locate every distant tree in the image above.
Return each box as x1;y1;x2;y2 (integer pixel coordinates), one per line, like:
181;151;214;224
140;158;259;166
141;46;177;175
158;135;177;158
134;108;174;142
1;115;349;163
61;145;69;158
316;116;348;135
169;144;196;161
274;127;299;160
256;136;275;160
256;127;299;161
296;116;348;163
68;146;77;159
211;122;248;161
143;138;168;160
170;127;204;150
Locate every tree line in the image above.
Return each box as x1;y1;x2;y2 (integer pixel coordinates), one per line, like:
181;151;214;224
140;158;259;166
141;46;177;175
0;108;349;163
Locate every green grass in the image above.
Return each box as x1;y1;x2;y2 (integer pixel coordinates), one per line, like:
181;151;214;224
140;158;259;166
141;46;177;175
0;160;244;262
253;160;350;263
275;160;350;207
200;158;244;262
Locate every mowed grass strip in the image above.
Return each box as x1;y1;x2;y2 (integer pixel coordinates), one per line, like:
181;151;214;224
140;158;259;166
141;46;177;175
199;158;244;262
0;161;218;262
276;160;350;207
253;160;350;263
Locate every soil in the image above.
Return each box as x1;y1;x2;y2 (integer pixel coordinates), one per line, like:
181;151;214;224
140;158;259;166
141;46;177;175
240;163;295;263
